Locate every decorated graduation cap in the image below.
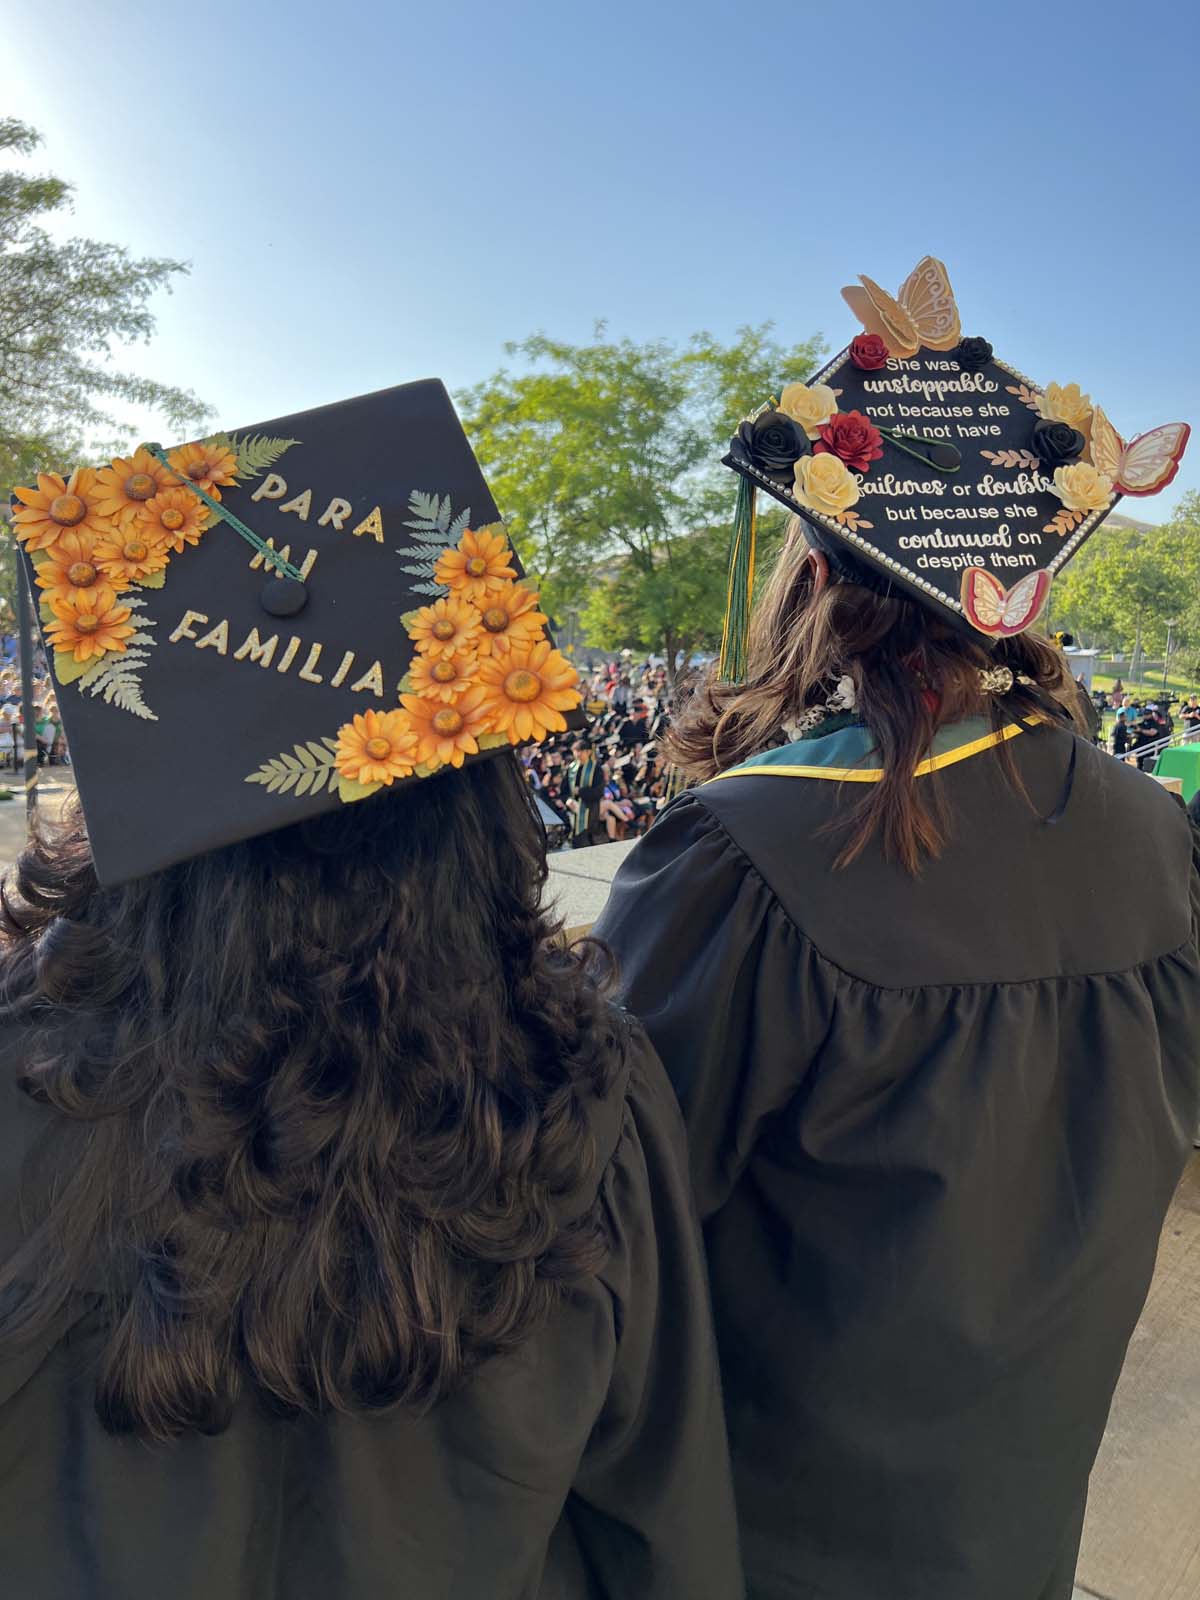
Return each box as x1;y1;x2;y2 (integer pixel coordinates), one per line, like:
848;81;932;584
10;380;580;884
719;255;1190;677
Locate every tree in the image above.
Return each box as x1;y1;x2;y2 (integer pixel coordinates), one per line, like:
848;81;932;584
459;322;824;675
0;118;209;497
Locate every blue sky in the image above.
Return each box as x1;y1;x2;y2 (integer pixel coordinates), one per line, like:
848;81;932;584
4;0;1200;512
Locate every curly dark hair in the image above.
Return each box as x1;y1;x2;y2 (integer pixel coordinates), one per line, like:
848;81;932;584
0;754;621;1441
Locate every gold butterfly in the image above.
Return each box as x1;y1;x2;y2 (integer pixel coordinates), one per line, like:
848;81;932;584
842;256;961;358
1089;404;1190;497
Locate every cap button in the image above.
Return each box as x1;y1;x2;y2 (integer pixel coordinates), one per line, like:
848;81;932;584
260;577;308;617
929;443;962;471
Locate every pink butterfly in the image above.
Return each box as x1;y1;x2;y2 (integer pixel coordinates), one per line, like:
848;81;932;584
961;568;1051;638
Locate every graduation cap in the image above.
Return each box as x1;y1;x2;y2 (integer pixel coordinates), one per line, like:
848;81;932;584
10;381;580;884
719;255;1190;678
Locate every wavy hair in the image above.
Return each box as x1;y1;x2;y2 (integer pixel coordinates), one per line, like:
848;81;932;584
0;754;621;1440
669;519;1086;871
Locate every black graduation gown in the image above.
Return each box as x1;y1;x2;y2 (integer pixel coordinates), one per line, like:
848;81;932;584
595;719;1200;1600
0;1017;744;1600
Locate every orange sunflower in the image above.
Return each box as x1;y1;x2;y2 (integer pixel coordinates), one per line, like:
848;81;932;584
406;595;482;659
473;583;548;657
334;708;420;787
433;524;517;603
405;648;479;703
93;448;175;525
33;531;119;608
45;588;135;664
477;639;580;744
94;523;172;585
399;685;494;771
137;486;209;553
11;468;112;554
167;439;239;500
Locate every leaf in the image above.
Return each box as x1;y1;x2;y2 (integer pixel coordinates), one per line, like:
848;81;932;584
337;774;384;804
53;650;89;685
1042;507;1084;537
981;448;1041;471
448;507;471;540
411;581;448;598
406;489;442;525
1004;383;1042;414
136;568;167;589
293;742;318;769
228;434;299;481
399;562;434;577
478;732;511;750
245;739;338;794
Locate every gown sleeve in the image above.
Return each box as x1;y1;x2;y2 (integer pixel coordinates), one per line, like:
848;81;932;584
593;792;834;1220
565;1030;745;1599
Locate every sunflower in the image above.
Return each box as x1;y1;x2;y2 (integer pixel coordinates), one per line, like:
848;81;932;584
405;648;479;703
11;468;113;554
334;707;420;787
33;531;121;608
137;486;209;553
93;448;175;525
45;588;135;663
472;583;549;657
476;640;580;744
406;595;482;659
167;439;239;500
399;685;494;771
433;524;517;602
94;522;172;585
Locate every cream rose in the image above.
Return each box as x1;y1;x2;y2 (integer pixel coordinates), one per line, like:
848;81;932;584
1037;381;1093;433
793;452;860;518
1051;462;1113;513
779;382;839;441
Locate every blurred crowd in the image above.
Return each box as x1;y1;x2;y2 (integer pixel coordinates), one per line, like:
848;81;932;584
0;635;66;771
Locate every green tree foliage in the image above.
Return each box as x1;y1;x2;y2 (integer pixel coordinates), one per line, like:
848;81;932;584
0;118;209;497
459;323;824;673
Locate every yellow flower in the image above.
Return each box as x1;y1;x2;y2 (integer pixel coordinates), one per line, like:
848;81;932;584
472;583;548;657
476;639;580;744
433;524;518;602
137;487;208;553
1051;462;1113;514
406;648;479;703
11;468;113;554
778;383;839;441
406;595;482;658
167;439;239;500
93;448;174;525
334;708;419;786
45;588;134;663
33;530;120;608
793;453;861;518
1037;382;1093;434
94;523;172;585
400;684;494;771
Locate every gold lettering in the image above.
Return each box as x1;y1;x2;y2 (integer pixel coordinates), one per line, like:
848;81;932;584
195;619;229;655
298;643;324;683
169;609;208;643
351;505;384;543
350;660;385;697
330;650;355;688
317;497;352;530
248;539;319;581
279;489;312;521
233;628;279;669
251;473;288;503
276;635;302;674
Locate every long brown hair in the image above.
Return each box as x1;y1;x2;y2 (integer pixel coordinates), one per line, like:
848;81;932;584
669;519;1084;870
0;755;621;1440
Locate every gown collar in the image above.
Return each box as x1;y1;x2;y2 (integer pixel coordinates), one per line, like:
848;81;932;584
707;716;1035;786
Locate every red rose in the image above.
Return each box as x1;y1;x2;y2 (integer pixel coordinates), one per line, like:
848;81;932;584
849;333;889;371
813;411;884;473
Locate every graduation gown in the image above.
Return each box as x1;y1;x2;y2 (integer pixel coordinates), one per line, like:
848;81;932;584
595;717;1200;1600
0;1015;744;1600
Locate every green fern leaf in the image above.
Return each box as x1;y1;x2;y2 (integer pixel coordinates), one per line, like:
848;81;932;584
228;434;299;481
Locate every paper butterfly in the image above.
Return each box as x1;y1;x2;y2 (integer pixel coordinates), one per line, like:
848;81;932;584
1089;405;1190;497
841;256;961;359
960;568;1051;638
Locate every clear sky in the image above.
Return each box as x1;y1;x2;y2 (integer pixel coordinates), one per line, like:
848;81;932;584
4;0;1199;511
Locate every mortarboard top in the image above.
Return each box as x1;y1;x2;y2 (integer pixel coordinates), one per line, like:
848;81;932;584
11;380;581;885
719;255;1190;677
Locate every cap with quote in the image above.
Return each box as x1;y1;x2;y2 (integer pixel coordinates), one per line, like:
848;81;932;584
10;380;580;883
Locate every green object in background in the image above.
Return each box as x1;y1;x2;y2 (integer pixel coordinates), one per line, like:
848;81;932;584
1153;744;1200;801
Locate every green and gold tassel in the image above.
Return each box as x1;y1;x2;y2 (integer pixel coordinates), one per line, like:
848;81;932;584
717;474;757;683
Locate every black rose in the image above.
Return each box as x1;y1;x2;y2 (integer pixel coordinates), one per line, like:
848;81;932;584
735;410;807;477
955;336;993;372
1030;418;1086;467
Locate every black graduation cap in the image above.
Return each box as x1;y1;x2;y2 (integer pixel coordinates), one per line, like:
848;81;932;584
719;255;1190;676
11;381;581;884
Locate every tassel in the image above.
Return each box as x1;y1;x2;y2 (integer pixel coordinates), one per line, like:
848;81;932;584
717;475;758;683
